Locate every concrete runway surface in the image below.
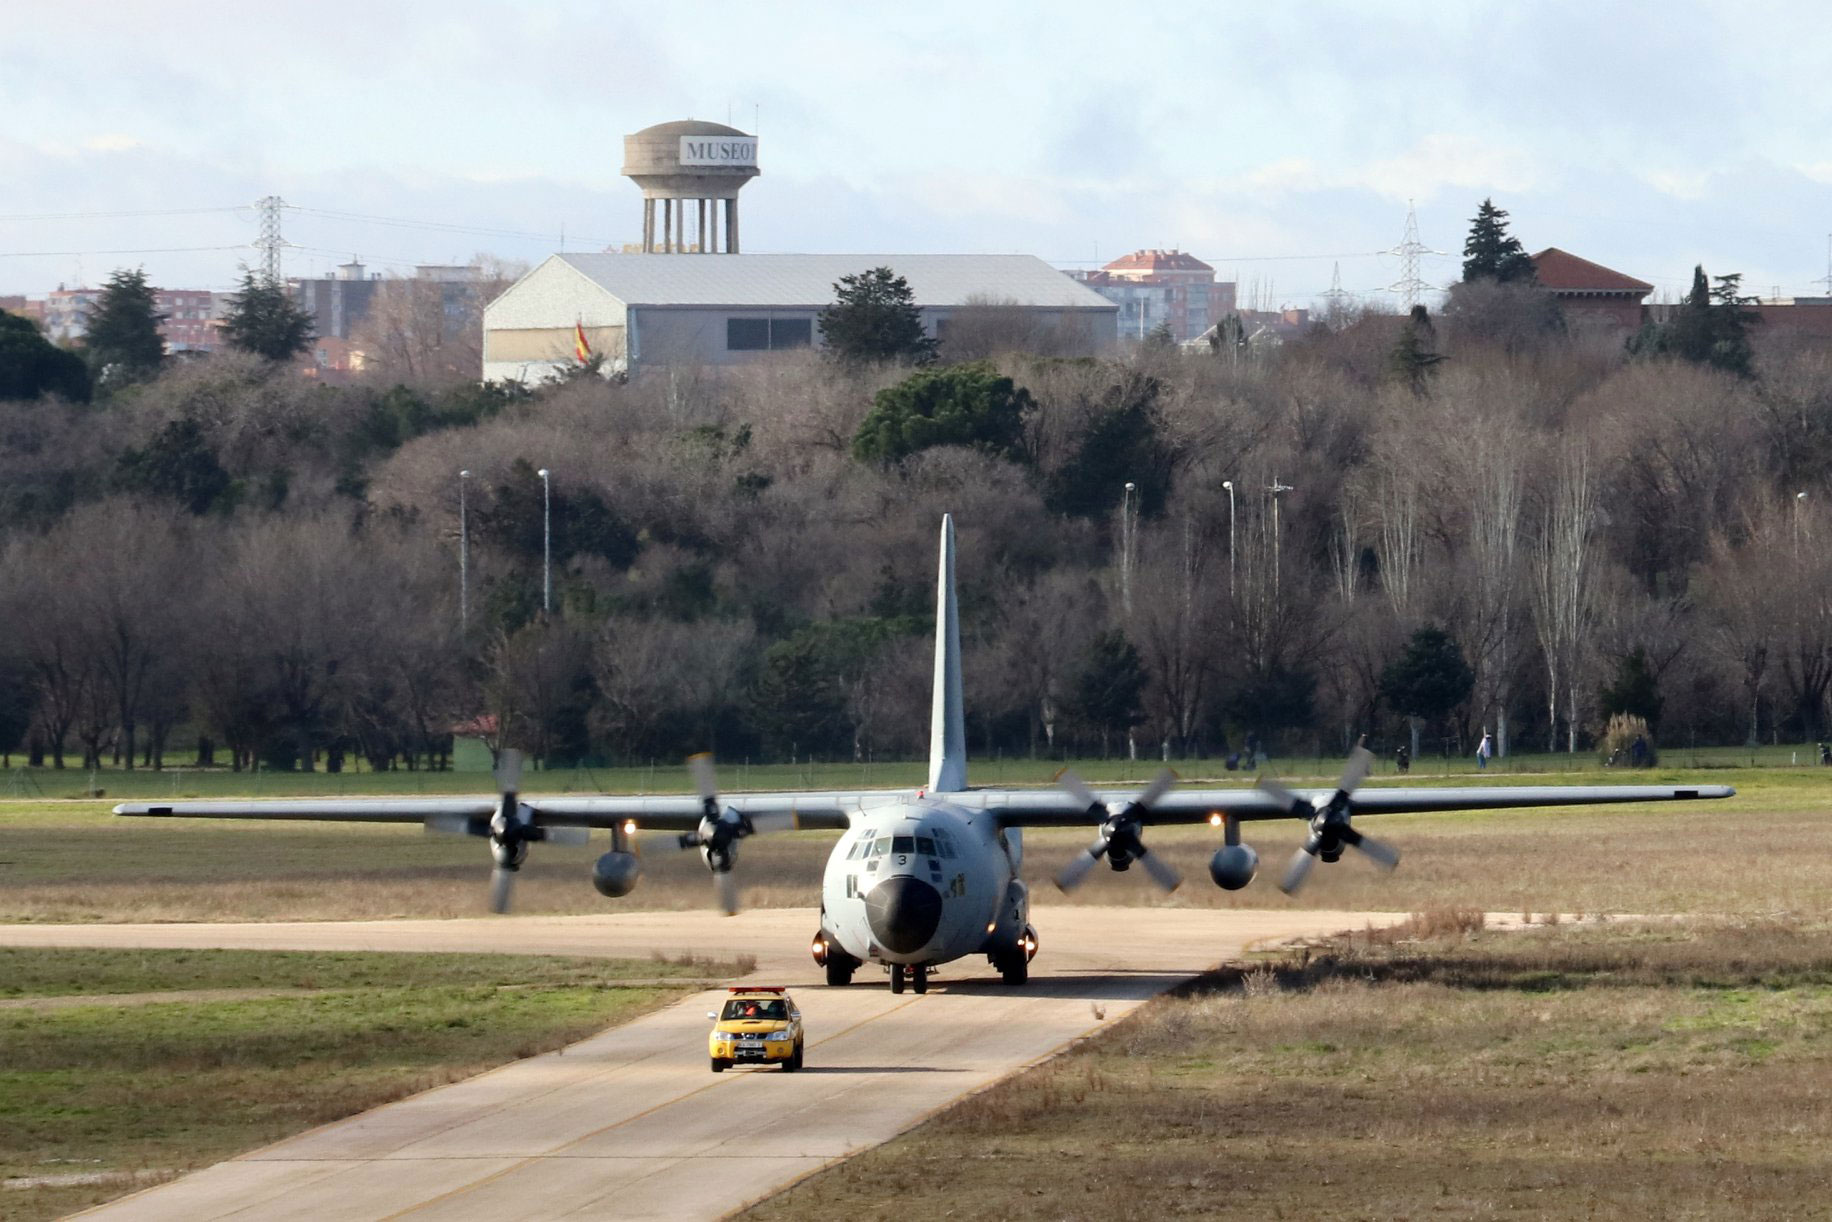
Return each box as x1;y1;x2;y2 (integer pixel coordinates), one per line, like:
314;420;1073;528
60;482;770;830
3;906;1401;1220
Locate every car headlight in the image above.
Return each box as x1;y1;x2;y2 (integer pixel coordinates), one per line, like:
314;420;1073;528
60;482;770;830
766;1030;792;1042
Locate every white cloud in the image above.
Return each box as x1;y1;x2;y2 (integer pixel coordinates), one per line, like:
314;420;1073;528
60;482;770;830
1234;135;1542;203
83;134;143;153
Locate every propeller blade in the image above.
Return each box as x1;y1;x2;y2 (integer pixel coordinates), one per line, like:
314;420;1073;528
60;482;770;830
1057;769;1103;812
489;865;516;914
1279;846;1317;895
689;753;718;802
1336;746;1374;796
538;825;591;847
1134;767;1176;811
714;869;739;916
423;813;483;837
1136;846;1183;892
748;810;795;835
1342;828;1400;871
494;748;523;795
1256;776;1311;816
1054;847;1103;892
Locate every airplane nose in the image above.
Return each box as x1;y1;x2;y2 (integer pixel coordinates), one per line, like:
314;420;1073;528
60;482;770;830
865;876;943;955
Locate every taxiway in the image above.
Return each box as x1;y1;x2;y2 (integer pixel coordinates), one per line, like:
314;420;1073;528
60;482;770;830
0;907;1401;1220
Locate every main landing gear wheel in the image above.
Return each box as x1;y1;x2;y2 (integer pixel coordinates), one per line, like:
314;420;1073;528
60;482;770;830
912;966;929;994
890;965;906;994
824;950;858;987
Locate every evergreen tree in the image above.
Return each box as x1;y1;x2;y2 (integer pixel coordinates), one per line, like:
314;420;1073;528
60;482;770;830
751;635;848;759
0;310;89;402
1145;320;1177;349
114;417;234;514
1387;305;1445;394
1600;647;1663;728
1461;198;1535;285
1379;624;1474;754
852;361;1033;464
1070;630;1147;756
1045;374;1176;519
220;271;315;361
85;267;166;386
1629;265;1758;378
817;267;937;365
1209;312;1249;363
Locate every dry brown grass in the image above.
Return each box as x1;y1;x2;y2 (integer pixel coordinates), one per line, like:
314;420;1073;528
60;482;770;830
746;917;1832;1220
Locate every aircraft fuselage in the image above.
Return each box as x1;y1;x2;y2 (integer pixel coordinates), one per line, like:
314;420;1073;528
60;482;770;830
818;795;1029;972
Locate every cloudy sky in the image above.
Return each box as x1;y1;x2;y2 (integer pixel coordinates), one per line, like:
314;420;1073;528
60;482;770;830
5;1;1830;307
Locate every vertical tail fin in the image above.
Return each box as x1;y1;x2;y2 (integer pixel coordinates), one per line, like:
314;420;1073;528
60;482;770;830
928;514;967;792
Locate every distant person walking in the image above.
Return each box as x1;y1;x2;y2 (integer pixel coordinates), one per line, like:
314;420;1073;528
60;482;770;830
1476;731;1494;771
1395;743;1410;774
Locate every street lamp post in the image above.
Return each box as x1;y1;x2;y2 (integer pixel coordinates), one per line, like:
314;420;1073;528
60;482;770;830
538;467;552;615
1221;479;1235;595
1269;478;1293;598
459;469;471;632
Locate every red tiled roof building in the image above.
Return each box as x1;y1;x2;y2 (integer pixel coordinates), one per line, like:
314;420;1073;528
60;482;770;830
1529;248;1653;330
1092;249;1234;343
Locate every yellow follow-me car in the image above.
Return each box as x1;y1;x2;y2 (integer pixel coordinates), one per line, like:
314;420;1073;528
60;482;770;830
708;986;804;1072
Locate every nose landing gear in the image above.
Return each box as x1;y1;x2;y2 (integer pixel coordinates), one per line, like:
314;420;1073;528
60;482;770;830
888;964;930;994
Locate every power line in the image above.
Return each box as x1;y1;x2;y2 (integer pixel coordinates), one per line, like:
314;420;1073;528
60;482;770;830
0;244;248;258
0;206;247;222
290;206;615;248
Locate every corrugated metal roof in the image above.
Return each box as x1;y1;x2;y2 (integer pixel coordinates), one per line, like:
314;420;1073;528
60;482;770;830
553;253;1115;310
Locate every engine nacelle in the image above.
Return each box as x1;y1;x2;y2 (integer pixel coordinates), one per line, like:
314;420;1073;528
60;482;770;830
592;850;642;898
1208;843;1260;891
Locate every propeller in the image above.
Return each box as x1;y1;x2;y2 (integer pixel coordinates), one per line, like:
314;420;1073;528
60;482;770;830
1053;768;1183;893
1256;747;1397;895
675;754;788;915
426;749;587;914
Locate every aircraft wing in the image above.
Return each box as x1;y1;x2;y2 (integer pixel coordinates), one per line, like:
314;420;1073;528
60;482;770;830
976;782;1736;827
114;790;882;833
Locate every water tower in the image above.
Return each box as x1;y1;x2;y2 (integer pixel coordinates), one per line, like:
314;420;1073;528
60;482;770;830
622;120;759;253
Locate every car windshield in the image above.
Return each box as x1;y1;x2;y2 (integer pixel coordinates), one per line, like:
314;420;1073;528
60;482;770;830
722;999;787;1021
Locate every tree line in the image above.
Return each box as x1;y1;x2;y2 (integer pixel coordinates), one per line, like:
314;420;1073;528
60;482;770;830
2;207;1830;772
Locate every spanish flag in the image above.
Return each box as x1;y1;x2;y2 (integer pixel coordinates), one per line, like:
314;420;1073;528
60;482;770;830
574;319;591;362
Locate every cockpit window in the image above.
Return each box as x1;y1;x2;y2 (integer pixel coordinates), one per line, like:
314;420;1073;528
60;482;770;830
891;835;915;855
932;828;956;858
915;835;936;856
873;838;890;857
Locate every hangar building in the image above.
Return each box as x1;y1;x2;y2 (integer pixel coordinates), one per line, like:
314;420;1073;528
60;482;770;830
481;253;1118;382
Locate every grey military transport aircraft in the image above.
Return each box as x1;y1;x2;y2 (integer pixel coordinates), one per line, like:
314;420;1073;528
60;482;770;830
118;515;1733;993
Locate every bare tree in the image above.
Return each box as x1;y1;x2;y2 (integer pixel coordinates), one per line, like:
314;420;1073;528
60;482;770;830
1529;445;1600;752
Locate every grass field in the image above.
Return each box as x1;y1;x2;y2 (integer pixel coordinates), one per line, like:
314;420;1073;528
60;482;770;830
745;915;1832;1220
3;741;1825;802
2;765;1828;922
0;947;733;1222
